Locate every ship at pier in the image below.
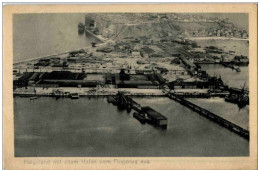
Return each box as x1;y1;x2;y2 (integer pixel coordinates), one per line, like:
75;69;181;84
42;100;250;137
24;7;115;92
78;22;85;34
225;83;249;107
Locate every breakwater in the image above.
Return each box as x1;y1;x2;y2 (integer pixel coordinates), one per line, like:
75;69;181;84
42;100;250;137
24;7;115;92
167;93;249;140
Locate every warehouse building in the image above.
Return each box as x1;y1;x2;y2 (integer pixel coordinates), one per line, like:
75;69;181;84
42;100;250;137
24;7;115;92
115;69;165;88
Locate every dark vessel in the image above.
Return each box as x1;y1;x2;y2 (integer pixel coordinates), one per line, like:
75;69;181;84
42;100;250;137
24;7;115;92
30;96;38;100
237;95;249;107
225;83;249;107
70;93;79;99
234;67;241;72
78;22;85;34
225;94;238;104
141;106;168;129
91;42;96;47
133;112;146;124
205;46;223;54
232;55;249;66
107;96;115;103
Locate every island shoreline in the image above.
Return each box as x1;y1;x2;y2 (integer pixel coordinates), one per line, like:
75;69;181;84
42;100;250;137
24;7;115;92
187;36;249;41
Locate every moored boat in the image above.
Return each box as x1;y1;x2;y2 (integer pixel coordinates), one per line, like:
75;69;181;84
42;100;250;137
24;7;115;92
235;68;241;72
78;22;85;34
107;96;115;103
225;94;237;104
70;93;79;99
30;96;38;100
232;55;249;66
234;66;241;72
133;112;146;124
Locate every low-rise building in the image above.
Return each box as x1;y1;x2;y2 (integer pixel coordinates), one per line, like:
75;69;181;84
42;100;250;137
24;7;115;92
221;55;230;62
131;51;142;58
193;55;205;62
234;55;249;63
213;56;221;63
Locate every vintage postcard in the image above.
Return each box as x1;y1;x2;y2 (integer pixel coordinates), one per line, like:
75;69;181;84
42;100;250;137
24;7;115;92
3;3;257;170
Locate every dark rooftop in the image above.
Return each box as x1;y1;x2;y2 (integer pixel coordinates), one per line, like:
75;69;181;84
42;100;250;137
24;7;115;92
41;71;86;80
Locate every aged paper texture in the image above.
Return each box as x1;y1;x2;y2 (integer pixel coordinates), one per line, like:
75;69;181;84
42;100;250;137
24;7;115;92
3;3;257;170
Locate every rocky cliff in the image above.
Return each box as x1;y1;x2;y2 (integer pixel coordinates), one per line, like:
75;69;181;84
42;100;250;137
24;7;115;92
85;14;183;40
84;13;247;40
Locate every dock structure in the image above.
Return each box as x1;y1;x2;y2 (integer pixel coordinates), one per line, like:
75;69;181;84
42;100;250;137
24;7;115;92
167;93;249;140
141;106;168;128
110;91;168;128
115;91;142;112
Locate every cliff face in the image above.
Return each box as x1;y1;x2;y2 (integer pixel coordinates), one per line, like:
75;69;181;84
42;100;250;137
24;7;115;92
84;13;246;40
86;14;182;40
96;22;180;39
94;21;218;40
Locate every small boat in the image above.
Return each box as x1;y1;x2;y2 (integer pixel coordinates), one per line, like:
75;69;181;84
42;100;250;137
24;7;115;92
91;42;96;47
235;67;241;72
133;112;146;124
70;93;79;99
30;96;38;100
221;62;228;67
110;96;118;105
107;96;115;103
56;96;61;100
233;66;241;72
237;95;249;106
225;95;237;104
126;104;131;113
78;22;85;34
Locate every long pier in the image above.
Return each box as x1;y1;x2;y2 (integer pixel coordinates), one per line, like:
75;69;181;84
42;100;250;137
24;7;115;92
167;93;249;140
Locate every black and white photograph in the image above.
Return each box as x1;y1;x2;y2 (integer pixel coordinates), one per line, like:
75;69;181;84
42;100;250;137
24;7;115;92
13;12;250;158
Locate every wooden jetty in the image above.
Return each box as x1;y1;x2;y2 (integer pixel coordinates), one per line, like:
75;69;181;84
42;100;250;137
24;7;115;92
167;93;249;140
